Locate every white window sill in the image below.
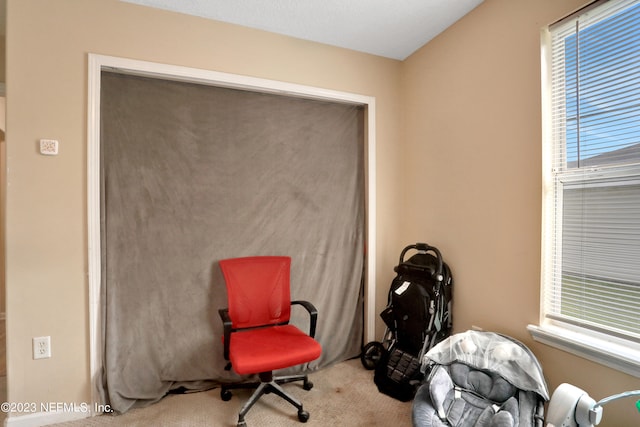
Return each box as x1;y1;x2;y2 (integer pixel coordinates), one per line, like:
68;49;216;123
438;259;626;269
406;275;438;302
527;323;640;378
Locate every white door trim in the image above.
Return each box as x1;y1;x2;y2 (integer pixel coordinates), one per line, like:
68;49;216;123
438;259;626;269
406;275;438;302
87;53;377;409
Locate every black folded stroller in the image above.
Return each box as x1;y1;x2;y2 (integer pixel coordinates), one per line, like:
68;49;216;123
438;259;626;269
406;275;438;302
361;243;453;401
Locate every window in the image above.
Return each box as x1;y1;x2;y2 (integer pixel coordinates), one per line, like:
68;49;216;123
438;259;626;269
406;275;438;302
530;0;640;376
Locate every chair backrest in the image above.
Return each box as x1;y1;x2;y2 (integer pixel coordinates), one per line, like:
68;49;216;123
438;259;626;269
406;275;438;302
219;256;292;329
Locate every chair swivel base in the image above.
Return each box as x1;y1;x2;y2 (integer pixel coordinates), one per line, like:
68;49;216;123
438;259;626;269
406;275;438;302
220;372;314;427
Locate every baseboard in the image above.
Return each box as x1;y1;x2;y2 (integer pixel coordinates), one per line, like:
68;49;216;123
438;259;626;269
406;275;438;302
5;410;89;427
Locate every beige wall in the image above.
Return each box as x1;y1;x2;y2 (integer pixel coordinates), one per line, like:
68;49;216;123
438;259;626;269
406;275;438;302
401;1;639;425
0;96;4;317
0;96;5;317
0;34;5;84
5;0;403;418
4;0;639;425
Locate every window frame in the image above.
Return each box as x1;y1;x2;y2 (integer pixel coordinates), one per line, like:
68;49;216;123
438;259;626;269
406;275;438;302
529;0;640;377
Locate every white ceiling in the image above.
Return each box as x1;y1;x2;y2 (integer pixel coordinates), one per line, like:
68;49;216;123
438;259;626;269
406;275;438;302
122;0;484;60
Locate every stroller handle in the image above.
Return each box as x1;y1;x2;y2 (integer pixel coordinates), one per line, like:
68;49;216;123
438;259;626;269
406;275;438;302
399;243;444;282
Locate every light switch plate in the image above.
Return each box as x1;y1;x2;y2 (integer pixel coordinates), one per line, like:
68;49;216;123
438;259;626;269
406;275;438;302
40;139;59;155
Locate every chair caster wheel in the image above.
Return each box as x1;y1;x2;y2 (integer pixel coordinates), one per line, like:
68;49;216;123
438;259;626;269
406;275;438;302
303;380;313;391
237;421;247;427
298;410;310;423
221;389;232;401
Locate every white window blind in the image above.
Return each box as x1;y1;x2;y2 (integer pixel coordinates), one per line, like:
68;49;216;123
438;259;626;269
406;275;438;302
544;0;640;343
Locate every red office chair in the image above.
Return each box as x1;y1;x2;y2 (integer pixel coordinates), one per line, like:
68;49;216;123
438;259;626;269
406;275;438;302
218;256;322;427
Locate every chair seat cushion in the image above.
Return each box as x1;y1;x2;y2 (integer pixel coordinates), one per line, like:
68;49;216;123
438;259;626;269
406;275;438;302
230;325;322;374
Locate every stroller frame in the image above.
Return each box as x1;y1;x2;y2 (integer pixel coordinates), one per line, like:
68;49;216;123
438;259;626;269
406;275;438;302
361;243;452;370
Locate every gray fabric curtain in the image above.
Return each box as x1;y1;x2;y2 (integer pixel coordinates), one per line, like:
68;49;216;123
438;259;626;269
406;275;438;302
99;72;365;413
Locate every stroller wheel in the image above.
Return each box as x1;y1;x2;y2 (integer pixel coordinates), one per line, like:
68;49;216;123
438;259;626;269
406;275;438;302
360;341;385;370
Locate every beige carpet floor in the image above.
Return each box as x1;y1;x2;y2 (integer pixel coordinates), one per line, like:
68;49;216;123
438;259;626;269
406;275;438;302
52;358;413;427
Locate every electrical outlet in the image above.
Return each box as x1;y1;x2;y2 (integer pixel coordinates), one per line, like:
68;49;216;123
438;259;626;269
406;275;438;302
33;336;51;360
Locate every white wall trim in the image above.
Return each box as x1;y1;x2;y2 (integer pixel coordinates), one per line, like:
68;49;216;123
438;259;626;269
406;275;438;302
5;409;88;427
87;53;377;408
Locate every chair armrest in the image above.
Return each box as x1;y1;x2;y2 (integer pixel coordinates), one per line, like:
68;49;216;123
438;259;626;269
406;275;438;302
218;308;232;361
291;300;318;338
